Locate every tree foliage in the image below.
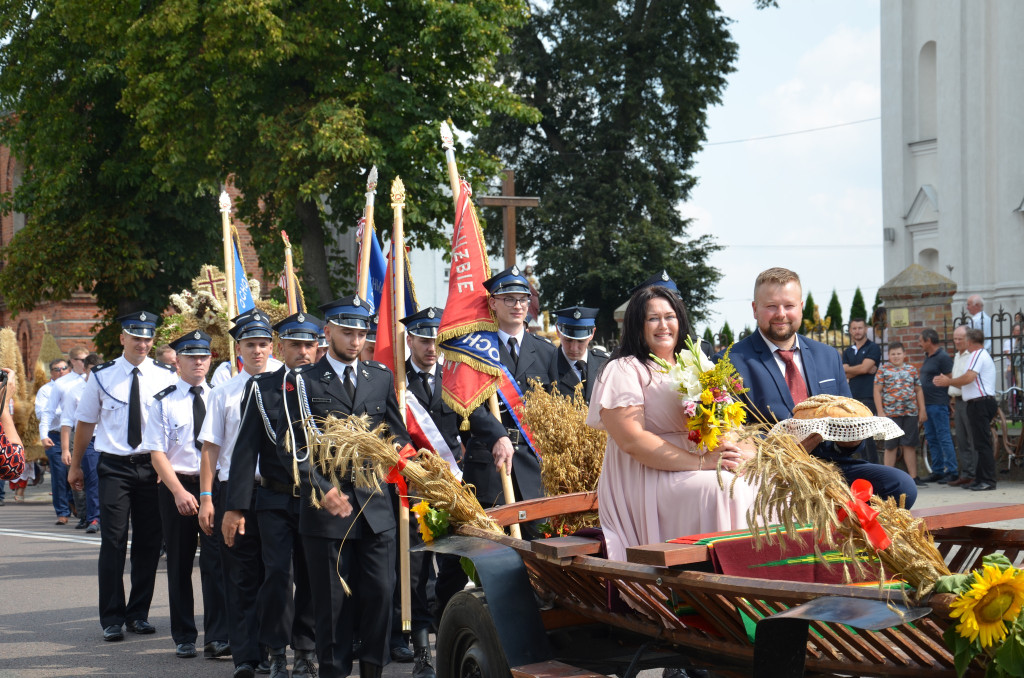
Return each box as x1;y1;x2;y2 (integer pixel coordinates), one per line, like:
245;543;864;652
475;0;737;332
849;287;867;323
118;0;537;306
0;2;221;353
0;1;536;335
800;291;816;334
702;326;715;346
720;321;734;347
825;289;843;330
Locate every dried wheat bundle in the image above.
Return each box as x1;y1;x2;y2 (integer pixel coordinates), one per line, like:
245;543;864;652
740;429;951;594
306;413;501;534
521;380;606;497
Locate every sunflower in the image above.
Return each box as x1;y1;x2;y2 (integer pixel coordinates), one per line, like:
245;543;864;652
949;564;1024;648
411;502;434;543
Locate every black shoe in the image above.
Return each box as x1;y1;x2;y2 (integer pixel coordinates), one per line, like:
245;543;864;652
255;659;271;674
913;477;929;487
413;647;436;678
919;472;944;483
292;650;318;678
963;482;983;490
204;640;231;658
267;651;287;678
391;644;414;662
359;661;383;678
971;482;997;491
75;517;88;529
103;625;124;642
126;619;156;634
177;642;198;658
233;664;257;678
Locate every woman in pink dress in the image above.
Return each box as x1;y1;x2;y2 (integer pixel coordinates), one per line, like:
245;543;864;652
587;287;758;561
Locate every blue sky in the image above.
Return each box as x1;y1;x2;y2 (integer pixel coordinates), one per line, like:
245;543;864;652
684;0;882;337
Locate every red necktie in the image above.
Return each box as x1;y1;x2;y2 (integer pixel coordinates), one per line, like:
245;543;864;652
776;348;808;406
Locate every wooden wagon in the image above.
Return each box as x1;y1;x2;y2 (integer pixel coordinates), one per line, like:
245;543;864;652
424;492;1024;678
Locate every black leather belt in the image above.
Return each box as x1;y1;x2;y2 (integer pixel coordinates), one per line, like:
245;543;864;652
176;473;200;484
968;395;996;402
100;452;151;464
261;477;300;498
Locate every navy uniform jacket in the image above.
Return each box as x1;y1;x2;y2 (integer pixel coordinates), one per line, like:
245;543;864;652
554;347;609;403
276;357;411;540
405;359;506;462
463;332;558;507
226;366;294;512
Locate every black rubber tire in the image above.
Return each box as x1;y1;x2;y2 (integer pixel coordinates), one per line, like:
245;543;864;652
436;590;512;678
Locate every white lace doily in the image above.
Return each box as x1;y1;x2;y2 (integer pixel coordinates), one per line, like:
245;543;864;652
769;416;905;442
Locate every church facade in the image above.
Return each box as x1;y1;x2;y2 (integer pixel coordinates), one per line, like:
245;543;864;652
880;0;1024;317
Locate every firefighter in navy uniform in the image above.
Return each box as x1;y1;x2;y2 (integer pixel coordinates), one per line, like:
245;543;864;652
277;295;410;678
551;306;608;404
461;265;557;510
225;312;320;678
68;311;177;641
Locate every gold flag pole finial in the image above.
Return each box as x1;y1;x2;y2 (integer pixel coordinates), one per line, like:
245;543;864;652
390;176;406;208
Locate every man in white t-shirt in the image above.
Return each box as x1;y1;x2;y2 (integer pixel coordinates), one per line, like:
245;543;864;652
935;328;997;491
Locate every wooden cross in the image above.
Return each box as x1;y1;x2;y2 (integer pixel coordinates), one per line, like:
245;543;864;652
38;316;52;334
477;169;539;269
197;267;227;299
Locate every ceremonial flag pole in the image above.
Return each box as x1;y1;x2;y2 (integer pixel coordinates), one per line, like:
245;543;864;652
281;231;298;314
219;189;239;376
439;122;521;539
358;167;379;300
390;176;412;633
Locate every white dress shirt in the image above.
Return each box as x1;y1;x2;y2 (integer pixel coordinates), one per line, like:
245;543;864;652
74;355;177;456
59;376;90;430
199;368;268;482
950;350;971;398
41;371;85;438
141;379;209;474
35;380;58;440
211;357;283;387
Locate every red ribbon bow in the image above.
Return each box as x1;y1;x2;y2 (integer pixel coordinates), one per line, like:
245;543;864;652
385;443;418;509
836;478;891;551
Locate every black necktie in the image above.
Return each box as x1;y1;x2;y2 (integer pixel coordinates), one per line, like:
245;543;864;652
419;371;432;397
576;360;588;383
508;337;519;366
344;366;356;401
189;385;205;451
127;367;142;449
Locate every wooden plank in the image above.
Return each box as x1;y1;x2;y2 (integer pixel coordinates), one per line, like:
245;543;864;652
626;542;710;567
486;491;598;526
625;503;1024;567
914;502;1024;530
511;660;605;678
532;536;602;559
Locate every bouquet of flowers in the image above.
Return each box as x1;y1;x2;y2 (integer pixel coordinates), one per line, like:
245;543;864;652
651;337;748;452
936;553;1024;677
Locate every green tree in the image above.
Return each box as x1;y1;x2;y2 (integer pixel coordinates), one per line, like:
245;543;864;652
800;292;816;334
0;3;221;354
476;1;737;330
825;289;843;330
849;287;867;323
720;321;734;347
703;326;715;345
118;0;536;306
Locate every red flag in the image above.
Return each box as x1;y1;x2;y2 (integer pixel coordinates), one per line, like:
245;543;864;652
437;179;497;343
373;243;396;372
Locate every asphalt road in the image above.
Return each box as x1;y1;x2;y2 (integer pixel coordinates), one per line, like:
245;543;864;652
2;476;1024;677
0;481;421;678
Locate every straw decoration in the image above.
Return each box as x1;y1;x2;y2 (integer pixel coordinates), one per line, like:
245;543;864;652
305;413;501;535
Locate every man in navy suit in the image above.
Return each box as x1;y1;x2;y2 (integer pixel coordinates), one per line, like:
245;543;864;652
723;267;917;507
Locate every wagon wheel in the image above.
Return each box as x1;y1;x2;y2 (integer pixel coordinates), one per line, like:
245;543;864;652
437;590;512;678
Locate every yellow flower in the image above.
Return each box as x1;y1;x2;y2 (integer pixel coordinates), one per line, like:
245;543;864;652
700;389;714;406
949;564;1024;648
411;501;433;543
723;401;746;429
